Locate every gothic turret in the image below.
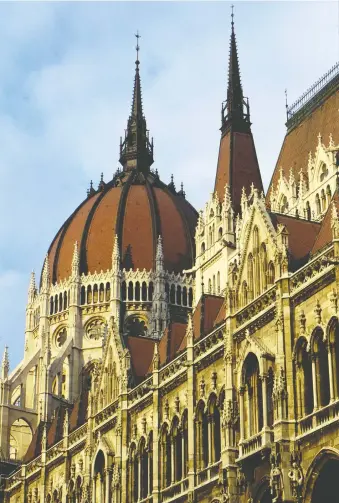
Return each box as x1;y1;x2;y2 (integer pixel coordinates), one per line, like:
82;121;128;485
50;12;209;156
214;10;263;213
119;33;154;173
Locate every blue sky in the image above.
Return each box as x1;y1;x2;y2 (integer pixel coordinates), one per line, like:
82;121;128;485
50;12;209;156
0;1;337;369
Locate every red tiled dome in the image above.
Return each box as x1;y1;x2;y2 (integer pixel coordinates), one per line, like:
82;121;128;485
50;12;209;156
46;169;198;283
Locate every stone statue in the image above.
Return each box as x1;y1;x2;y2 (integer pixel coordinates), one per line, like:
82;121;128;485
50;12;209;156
270;454;282;503
288;452;304;502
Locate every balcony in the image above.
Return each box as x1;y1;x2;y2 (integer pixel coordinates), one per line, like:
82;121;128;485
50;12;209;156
237;429;273;461
196;460;220;487
297;400;339;439
161;478;189;502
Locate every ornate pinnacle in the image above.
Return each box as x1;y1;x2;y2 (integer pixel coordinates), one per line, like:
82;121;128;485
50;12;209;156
41;255;50;293
186;313;194;346
28;271;36;304
224;183;231;208
152;342;159;371
156;235;164;270
1;346;9;379
112;234;120;273
71;241;80;277
331;202;339;239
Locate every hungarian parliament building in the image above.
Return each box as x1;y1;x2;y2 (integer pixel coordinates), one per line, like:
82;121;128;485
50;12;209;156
1;15;339;503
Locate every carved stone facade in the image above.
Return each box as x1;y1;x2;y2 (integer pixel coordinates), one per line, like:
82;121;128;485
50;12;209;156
2;16;339;503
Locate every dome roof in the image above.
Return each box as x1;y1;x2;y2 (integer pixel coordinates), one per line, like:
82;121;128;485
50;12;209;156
47;169;198;283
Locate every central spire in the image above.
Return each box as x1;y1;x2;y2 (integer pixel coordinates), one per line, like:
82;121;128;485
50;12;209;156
221;7;250;136
119;32;154;173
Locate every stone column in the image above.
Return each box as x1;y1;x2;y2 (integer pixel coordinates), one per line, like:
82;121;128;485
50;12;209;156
105;468;111;503
312;355;318;410
262;374;268;428
181;433;185;479
171;437;175;484
239;388;245;442
138;455;142;501
328;343;335;402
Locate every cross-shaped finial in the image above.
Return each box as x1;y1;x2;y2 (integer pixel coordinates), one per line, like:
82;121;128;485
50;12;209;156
135;31;141;64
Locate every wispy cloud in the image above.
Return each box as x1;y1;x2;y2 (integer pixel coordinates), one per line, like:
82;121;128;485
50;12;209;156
0;1;337;366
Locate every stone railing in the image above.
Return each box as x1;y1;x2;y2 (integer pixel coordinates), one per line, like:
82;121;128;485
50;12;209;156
196;460;220;486
238;429;273;460
69;423;87;446
161;477;189;501
46;439;64;463
95;399;119;426
160;353;187;384
139;496;153;503
297;400;339;438
290;248;333;294
235;286;276;328
129;377;153;405
194;328;224;359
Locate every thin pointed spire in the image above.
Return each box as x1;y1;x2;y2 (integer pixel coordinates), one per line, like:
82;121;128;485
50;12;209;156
72;241;80;277
112;234;120;270
41;255;50;293
221;6;250;134
1;346;9;379
28;271;36;304
119;33;154;173
156;235;164;271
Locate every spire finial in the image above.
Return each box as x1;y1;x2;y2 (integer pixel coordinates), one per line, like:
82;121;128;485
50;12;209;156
119;33;154;173
135;31;141;67
231;4;234;32
1;346;9;380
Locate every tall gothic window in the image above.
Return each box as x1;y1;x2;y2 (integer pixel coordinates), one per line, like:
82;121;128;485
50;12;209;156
295;337;314;416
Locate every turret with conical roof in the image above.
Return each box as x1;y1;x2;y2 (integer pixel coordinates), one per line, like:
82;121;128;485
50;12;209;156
119;32;154;173
214;8;263;214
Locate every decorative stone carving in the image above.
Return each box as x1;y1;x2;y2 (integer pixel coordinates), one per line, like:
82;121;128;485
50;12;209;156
299;310;306;334
288;451;304;503
55;327;67;348
199;377;205;398
314;300;322;324
86;318;106;341
270;453;283;502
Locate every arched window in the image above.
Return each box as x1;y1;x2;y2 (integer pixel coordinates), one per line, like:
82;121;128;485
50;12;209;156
59;292;63;311
99;283;104;303
139;438;148;500
182;411;188;478
208;279;212;293
327;185;332;206
242;353;263;438
128;282;134;301
316;194;321;215
121;281;127;301
161;425;171;488
170;285;176;304
171;417;182;483
128;444;138;503
208;395;221;464
195;402;208;471
280;195;289;214
148;282;154;301
142;282;147;301
50;297;54;315
295;337;314;416
80;286;86;305
183;287;187;306
312;328;330;407
55;294;59;313
165;283;170;302
218;228;223;240
247;254;254;301
63;291;67;310
201;242;206;254
260;243;268;291
188;288;193;307
320;163;328;182
306;201;311;220
267;262;275;286
135;282;140;302
242;281;248;307
105;282;111;301
176;285;182;305
321;189;326;212
217;272;220;294
87;285;92;304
